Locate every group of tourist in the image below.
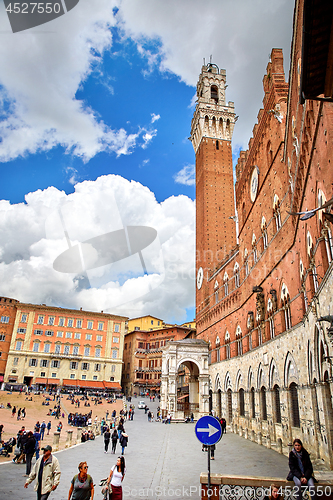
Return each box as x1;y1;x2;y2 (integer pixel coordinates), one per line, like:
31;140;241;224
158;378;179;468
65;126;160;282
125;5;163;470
81;429;95;442
68;411;92;427
23;445;126;500
11;405;26;420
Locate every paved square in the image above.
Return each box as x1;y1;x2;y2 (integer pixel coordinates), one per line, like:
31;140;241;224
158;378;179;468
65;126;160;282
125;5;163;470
0;397;290;500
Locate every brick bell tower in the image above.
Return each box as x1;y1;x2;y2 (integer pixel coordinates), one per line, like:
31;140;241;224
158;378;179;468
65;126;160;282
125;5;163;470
190;63;237;318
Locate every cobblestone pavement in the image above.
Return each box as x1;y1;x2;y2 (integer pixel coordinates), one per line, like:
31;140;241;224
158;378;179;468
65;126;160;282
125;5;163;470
0;398;292;500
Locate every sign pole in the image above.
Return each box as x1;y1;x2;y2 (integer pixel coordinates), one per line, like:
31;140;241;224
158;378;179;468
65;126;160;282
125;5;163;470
194;415;222;500
208;445;211;499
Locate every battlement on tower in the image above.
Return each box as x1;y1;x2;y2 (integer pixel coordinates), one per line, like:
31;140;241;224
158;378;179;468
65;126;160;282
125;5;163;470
190;63;236;153
235;49;288;204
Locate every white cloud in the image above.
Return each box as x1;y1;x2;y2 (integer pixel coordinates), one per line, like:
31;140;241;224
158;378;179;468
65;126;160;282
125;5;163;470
0;0;146;162
0;175;195;322
117;0;294;152
174;164;195;186
141;129;157;149
65;166;80;185
151;113;160;123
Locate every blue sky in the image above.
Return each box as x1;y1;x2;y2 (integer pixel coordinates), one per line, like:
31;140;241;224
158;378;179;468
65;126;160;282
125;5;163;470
0;0;294;323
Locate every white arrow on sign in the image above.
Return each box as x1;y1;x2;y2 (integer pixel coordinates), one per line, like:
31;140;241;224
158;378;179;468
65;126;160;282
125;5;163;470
197;423;219;438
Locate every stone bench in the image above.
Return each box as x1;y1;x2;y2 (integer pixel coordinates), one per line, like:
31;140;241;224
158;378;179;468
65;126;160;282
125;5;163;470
200;473;333;500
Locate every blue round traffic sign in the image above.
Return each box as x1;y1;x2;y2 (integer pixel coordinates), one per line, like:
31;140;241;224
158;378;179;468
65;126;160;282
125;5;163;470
195;416;222;446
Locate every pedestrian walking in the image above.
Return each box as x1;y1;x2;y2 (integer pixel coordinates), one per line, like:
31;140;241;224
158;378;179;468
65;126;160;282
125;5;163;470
57;421;63;433
24;445;61;500
11;406;16;418
40;421;46;440
119;431;128;455
22;407;26;419
68;461;94;500
107;456;126;500
111;429;118;454
33;429;41;460
23;431;36;477
117;421;123;440
104;427;110;453
17;408;21;420
17;429;28;464
221;418;226;434
46;421;51;435
0;424;3;441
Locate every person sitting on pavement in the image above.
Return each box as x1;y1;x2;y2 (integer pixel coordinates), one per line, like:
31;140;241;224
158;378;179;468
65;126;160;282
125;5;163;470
287;438;317;500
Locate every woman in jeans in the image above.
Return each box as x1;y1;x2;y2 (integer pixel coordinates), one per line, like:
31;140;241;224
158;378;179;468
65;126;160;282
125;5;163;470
288;438;316;500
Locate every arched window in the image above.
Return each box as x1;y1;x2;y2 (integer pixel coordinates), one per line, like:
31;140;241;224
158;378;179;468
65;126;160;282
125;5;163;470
236;326;242;356
212;116;216;136
204;115;209;134
273;384;281;423
250;387;255;419
306;231;319;292
273;195;282;231
244;248;249;277
289;382;300;427
261;217;268;249
225;331;231;360
281;284;292;331
300;260;308;312
239;388;245;416
267;298;275;339
260;387;267;420
252;234;257;264
224;272;229;297
318;188;333;266
258;325;263;346
216;334;220;363
226;119;230;138
211;85;218;101
214;280;219;304
234;262;240;288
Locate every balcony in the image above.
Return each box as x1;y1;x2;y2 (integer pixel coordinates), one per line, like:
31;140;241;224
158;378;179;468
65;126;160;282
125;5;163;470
134;366;161;373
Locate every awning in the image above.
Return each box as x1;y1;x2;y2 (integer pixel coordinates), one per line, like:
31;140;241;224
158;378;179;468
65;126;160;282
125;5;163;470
35;377;47;384
62;379;78;387
104;381;121;390
177;394;189;401
77;380;105;389
47;379;60;384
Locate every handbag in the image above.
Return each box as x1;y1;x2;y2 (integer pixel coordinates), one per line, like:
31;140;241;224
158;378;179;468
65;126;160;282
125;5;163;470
100;478;112;498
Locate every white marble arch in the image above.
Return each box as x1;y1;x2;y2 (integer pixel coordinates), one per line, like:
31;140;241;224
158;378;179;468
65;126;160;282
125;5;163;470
284;351;299;387
161;338;210;419
269;358;281;389
257;362;267;389
247;366;254;391
215;373;222;392
235;369;244;391
224;371;232;392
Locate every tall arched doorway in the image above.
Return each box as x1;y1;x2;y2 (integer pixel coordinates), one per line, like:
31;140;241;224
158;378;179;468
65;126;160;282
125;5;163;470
289;382;300;428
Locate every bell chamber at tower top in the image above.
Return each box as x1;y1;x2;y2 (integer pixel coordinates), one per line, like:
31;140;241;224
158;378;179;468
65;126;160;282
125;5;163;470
190;63;236;153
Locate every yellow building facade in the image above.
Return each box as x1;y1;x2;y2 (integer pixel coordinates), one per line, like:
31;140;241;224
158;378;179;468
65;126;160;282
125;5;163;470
4;300;127;391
